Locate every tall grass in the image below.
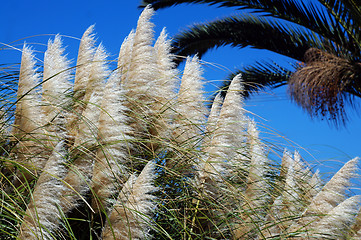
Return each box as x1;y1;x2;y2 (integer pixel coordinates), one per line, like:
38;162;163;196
0;5;360;240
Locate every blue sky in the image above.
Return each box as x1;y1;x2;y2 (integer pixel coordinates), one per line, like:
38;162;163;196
1;1;360;179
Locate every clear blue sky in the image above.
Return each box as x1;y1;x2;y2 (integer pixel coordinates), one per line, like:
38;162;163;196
1;1;360;180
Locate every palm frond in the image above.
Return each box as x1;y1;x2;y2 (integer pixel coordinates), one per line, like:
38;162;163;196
171;14;323;62
319;0;361;56
140;0;353;55
220;61;293;98
235;0;353;53
322;0;361;21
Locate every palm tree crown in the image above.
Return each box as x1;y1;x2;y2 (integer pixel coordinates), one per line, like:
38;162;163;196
139;0;361;125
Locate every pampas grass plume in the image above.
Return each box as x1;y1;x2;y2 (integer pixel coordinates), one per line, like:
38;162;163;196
92;70;133;212
174;56;208;143
102;161;157;240
18;141;68;240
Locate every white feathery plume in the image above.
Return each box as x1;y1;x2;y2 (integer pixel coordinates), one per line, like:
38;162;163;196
17;45;40;98
69;42;108;148
70;43;108;155
263;155;300;238
203;92;223;149
68;43;108;149
92;70;133;212
173;56;208;144
153;28;178;109
166;55;207;174
14;45;44;136
121;6;158;124
272;149;293;208
293;151;313;185
287;151;319;207
71;43;108;141
204;74;246;169
206;93;223;132
279;158;316;227
61;35;109;214
18;141;68;240
68;25;96;139
305;157;359;215
290;157;359;232
307;195;361;239
102;161;157;240
305;169;322;201
154;28;178;90
244;119;270;208
207;75;250;239
83;43;109;104
118;30;135;79
292;151;314;204
212;74;246;161
73;25;96;98
233;119;270;239
13;45;47;184
283;157;302;212
119;6;173;150
43;34;72;118
42;35;72;143
152;28;179;139
61;91;103;214
198;74;245;199
279;149;293;182
74;92;103;150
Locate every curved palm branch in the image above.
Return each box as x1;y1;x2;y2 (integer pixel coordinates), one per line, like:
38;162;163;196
141;0;356;52
171;15;323;61
319;0;361;54
222;61;292;98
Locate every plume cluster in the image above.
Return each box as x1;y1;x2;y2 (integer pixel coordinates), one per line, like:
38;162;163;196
0;6;360;240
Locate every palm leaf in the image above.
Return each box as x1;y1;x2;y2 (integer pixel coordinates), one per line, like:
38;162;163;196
141;0;361;58
219;61;292;98
171;14;322;61
140;0;352;52
319;0;361;56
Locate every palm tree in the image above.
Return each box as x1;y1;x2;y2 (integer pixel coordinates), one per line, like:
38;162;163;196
139;0;361;125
